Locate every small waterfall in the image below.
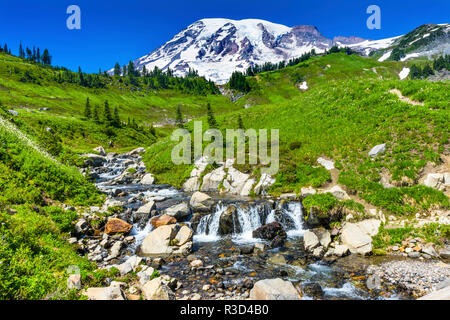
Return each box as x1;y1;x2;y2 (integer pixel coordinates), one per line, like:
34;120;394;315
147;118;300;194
194;204;226;242
282;202;305;237
234;205;263;241
195;201;305;242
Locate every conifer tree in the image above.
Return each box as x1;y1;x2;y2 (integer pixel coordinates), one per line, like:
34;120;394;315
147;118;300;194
113;62;121;76
93;105;100;122
206;103;218;128
103;100;113;124
176;105;184;128
238;115;244;130
113;106;121;127
84;97;91;119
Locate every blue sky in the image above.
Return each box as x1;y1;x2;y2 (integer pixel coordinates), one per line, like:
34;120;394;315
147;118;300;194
0;0;448;72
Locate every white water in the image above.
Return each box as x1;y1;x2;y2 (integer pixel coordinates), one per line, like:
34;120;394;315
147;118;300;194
283;202;306;237
195;201;305;243
194;204;227;242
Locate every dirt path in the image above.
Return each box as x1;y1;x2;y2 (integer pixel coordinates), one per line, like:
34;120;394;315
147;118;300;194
389;89;424;106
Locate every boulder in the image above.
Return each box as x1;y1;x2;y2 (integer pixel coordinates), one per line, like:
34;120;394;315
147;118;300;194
128;147;146;157
93;146;106;156
140;173;155;185
418;286;450;300
252;222;287;242
368;144;386;157
303;230;319;251
104;218;133;235
164;202;190;220
190;191;214;212
312;246;325;258
249;278;300;300
142;278;175;300
67;274;81;290
333;244;350;257
85;286;125;300
254;174;276;195
183;177;200;192
140;225;193;257
314;228;331;248
323;185;350;200
340;223;373;255
174;225;193;246
356;219;381;237
240;178;256;196
201;167;226;192
317;157;335;170
219;205;239;235
150;214;177;228
423;173;446;190
136;200;156;215
137;266;156;285
222;167;251;195
83;154;106;167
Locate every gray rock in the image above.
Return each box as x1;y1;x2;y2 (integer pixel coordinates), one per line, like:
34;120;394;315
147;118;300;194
368;144;386;157
85;286;125;300
303;230;319;251
249;278;300;300
164;202;190;220
190;191;214;212
142;278;175;300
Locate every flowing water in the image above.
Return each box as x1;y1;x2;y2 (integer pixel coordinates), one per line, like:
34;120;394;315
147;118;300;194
93;155;403;300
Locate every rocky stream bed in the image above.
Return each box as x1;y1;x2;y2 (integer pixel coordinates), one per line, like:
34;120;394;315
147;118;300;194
68;149;450;300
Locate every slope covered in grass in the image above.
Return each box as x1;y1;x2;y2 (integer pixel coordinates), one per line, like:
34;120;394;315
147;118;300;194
146;53;449;216
0;52;239;151
0;122;109;299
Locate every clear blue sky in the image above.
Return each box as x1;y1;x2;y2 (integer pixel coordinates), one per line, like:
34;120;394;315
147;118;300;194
0;0;448;73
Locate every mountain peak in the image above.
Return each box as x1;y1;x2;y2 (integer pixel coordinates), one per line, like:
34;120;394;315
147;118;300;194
129;18;403;83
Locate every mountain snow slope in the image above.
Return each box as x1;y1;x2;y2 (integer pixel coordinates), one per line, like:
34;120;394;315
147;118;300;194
371;23;450;62
125;19;449;84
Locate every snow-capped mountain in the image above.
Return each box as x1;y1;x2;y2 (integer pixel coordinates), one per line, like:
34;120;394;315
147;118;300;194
126;19;449;84
130;18;356;84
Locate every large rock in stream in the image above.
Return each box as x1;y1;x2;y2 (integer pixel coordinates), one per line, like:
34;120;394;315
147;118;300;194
140;225;193;257
250;278;301;300
104;218;133;235
218;205;240;235
252;222;287;248
190;191;215;212
164;202;191;220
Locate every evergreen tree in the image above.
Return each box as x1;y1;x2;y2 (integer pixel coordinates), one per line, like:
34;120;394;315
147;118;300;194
410;65;422;79
113;62;121;76
93;105;100;122
238;115;244;130
422;64;434;77
84;97;91;119
19;43;24;58
113;106;121;127
103;100;113;124
175;104;184;128
206;103;218;128
41;49;51;65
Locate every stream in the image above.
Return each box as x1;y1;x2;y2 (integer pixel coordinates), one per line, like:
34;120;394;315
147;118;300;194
91;153;405;300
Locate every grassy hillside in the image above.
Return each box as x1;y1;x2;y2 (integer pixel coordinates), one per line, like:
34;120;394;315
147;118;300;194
0;52;240;152
146;53;449;216
0;123;111;299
